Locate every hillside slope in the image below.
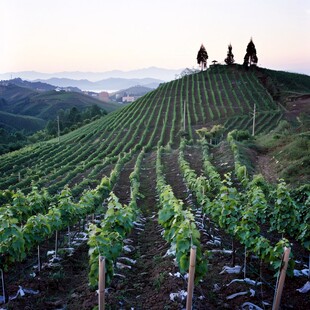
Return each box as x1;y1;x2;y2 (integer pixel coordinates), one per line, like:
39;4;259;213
0;83;122;133
0;111;45;132
1;65;309;310
0;88;120;119
0;65;308;193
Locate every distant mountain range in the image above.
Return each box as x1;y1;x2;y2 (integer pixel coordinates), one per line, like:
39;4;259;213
0;78;82;93
0;66;183;83
33;77;163;91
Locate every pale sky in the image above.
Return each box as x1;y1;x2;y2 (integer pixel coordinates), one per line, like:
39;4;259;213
1;0;310;75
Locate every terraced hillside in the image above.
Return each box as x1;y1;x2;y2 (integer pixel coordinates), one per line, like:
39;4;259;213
0;65;288;193
0;65;309;310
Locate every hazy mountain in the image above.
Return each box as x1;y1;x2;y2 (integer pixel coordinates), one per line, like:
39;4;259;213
0;67;182;82
1;78;56;91
34;77;164;91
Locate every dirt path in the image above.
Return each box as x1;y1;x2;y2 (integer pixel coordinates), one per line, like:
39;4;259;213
161;149;189;203
184;144;203;176
256;153;279;184
113;155;137;204
105;151;185;309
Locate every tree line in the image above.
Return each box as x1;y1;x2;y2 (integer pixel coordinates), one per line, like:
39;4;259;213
0;105;107;155
45;105;107;136
197;38;258;70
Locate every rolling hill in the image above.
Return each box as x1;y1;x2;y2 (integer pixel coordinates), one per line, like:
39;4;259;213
0;64;309;310
0;83;122;132
1;64;309;192
0;111;45;132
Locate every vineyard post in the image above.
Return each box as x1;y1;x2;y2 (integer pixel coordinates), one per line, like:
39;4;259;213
1;269;7;303
37;245;41;272
186;245;197;310
184;100;186;132
57;115;60;143
252;103;256;136
244;246;247;279
55;230;58;258
231;238;236;266
67;226;71;247
272;247;291;310
98;256;105;310
18;172;21;182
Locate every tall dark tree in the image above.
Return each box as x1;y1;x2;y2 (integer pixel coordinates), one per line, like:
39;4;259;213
243;38;258;68
197;44;208;71
225;44;235;65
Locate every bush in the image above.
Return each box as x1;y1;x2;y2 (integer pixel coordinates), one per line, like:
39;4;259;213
273;120;291;135
228;129;252;141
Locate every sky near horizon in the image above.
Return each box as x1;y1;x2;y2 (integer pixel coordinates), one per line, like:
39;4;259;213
1;0;310;75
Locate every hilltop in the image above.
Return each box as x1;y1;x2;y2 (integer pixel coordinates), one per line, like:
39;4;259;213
0;64;309;310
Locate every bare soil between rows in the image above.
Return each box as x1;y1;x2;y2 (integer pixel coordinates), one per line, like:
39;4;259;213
3;149;310;310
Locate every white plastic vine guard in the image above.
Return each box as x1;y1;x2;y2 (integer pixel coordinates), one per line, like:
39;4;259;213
116;262;131;270
296;281;310;293
118;257;136;265
226;291;248;300
169;272;181;278
133;221;144;227
206;239;221;246
226;278;262;287
294;269;309;277
169;290;187;301
226;289;255;300
123;245;135;252
220;265;242;274
241;302;263;310
163;244;176;257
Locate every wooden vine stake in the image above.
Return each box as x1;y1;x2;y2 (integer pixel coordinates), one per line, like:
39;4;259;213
1;269;7;303
37;245;41;272
55;230;58;258
244;246;247;279
98;256;105;310
308;254;310;280
67;226;71;247
272;247;291;310
186;245;197;310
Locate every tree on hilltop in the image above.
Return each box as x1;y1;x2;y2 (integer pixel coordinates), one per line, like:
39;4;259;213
197;44;208;71
225;44;235;65
243;38;258;68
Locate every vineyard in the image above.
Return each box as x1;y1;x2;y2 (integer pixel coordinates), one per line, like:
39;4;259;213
0;65;309;309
